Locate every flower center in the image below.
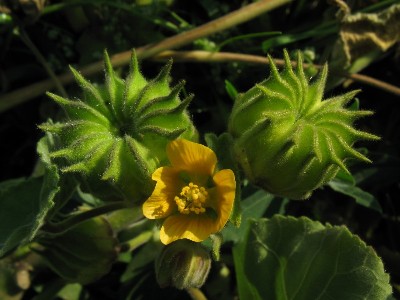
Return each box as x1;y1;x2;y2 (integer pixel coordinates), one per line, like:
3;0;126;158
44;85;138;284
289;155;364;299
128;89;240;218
175;182;208;215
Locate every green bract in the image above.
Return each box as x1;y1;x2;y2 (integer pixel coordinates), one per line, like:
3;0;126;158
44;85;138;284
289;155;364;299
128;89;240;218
40;51;197;203
228;50;379;199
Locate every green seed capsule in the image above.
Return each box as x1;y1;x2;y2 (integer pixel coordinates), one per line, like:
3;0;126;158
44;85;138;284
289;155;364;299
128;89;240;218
228;50;379;200
40;50;197;203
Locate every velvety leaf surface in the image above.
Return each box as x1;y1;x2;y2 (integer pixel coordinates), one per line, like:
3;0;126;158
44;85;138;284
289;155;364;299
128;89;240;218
223;190;275;243
0;177;43;257
0;134;71;257
234;215;392;300
33;136;60;234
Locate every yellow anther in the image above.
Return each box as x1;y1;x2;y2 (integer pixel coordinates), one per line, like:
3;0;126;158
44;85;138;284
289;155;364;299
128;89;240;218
175;182;208;215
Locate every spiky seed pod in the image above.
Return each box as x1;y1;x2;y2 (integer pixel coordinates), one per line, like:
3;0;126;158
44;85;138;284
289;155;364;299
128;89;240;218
40;50;197;203
228;50;379;200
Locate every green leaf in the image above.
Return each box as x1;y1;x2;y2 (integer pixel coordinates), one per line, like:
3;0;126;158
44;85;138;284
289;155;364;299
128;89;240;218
328;179;382;213
37;133;77;218
217;31;281;51
0;177;44;257
224;80;238;101
57;283;82;300
76;185;102;206
334;168;355;185
348;98;360;111
34;136;60;234
0;136;65;254
262;24;337;52
222;189;275;243
234;216;392;300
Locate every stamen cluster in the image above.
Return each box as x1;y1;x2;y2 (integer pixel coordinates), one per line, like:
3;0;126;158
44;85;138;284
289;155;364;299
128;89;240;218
175;183;208;214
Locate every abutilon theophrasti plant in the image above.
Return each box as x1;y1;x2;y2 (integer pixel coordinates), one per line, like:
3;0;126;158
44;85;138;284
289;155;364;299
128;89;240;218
229;50;379;199
40;51;197;203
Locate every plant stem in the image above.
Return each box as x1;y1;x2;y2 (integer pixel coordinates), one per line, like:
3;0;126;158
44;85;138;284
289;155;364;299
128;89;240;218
40;202;127;235
346;73;400;96
120;230;153;252
186;288;208;300
151;50;400;96
136;0;292;60
0;0;291;112
1;46;399;114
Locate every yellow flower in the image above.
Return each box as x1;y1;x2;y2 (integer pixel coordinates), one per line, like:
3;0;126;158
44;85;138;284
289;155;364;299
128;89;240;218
142;139;236;245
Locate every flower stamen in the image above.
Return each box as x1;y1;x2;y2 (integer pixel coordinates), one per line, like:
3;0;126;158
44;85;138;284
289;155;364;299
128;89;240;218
175;182;208;215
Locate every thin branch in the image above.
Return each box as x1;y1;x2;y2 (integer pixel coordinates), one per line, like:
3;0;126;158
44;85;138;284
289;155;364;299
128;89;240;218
345;73;400;96
1;48;399;114
136;0;292;60
151;50;400;97
0;0;291;113
17;26;68;98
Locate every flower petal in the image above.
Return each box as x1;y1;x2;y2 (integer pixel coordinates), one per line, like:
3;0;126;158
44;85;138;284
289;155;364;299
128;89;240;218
160;214;216;245
167;139;217;176
159;169;236;244
142;167;181;219
212;169;236;230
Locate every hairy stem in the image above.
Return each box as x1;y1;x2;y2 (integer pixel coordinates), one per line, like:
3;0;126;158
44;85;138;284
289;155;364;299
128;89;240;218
120;230;153;252
40;202;127;235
